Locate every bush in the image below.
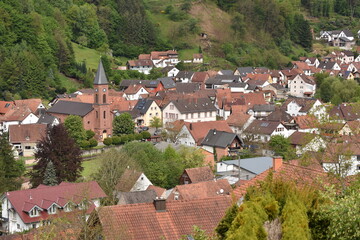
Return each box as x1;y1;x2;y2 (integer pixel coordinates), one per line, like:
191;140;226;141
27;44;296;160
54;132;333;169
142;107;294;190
86;130;96;140
89;138;98;148
103;138;113;146
121;135;129;143
135;133;143;141
141;131;151;139
80;140;90;149
127;134;135;142
112;136;121;145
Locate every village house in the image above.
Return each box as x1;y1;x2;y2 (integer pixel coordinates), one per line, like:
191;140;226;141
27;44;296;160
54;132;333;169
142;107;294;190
130;98;162;127
139;50;180;68
247;104;275;119
262;83;288;99
192;53;203;63
8;124;47;157
94;195;232;240
300;57;320;68
116;190;157;205
176;120;232;147
126;59;154;74
318;61;341;71
328;103;360;122
162;98;217;125
119;79;164;93
201;129;243;158
114;169;152;192
36;114;59;127
281;96;327;119
0;181;106;234
234;67;254;77
0;105;39;133
123;84;149;100
226;106;255;134
242;120;294;143
319;30;355;50
288;131;326;156
292;115;319;133
179;166;214;185
217;156;273;181
174;71;194;83
287;74;316;98
161;66;179;77
191;72;210;84
205;75;242;90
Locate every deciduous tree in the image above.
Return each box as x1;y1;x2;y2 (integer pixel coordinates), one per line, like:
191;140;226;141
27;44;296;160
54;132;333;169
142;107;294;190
64;115;87;145
113;113;135;135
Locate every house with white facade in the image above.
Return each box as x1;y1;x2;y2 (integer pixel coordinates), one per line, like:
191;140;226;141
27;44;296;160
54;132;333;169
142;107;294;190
123;85;149;101
287;74;316;98
281;97;327;120
162;98;217;125
140;50;180;68
288;131;326;155
0;181;106;234
175;71;194;83
242;120;294;142
161;66;179;77
176;120;233;147
0;106;39;133
115;169;152;192
126;60;154;74
192;54;203;63
130;98;162;127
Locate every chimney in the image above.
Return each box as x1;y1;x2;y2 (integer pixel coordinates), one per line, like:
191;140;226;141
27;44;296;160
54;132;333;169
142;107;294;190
273;156;283;171
154;197;166;212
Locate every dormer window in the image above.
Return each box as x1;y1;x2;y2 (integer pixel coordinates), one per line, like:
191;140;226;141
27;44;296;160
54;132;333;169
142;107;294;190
63;202;74;212
48;204;57;214
29;207;40;217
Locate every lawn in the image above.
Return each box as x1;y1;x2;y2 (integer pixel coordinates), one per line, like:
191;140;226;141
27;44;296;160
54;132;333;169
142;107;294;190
58;73;82;92
81;157;102;179
72;42;102;71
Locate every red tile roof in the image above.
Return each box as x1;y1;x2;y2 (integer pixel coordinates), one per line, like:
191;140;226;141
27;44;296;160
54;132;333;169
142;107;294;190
183;166;214;184
9;124;47;143
0;105;33;122
0;101;13;115
232;161;327;198
191;72;209;83
4;181;106;224
14;99;43;113
168;179;231;201
184;120;232;145
293;115;318;129
226;111;251;128
146;185;166;198
97;196;233;240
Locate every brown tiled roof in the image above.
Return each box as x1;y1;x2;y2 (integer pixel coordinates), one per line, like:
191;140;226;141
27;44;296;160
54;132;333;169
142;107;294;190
244;73;271;81
232;161;327;198
292;61;311;70
191;72;209;83
226;112;251;128
329;103;360;121
264;108;293;122
97;196;232;240
138;54;151;60
281;96;318;113
168;179;231;201
0;101;13;115
124;84;147;95
150;50;178;60
183;166;214;184
115;169;143;192
14;99;43;113
111;99;137;112
288;131;317;145
9;124;47;143
346;121;360;133
293;115;318;129
184;120;232;145
146;185;166;198
127;59;153;67
244;120;281;135
193;53;203;59
0;105;33;122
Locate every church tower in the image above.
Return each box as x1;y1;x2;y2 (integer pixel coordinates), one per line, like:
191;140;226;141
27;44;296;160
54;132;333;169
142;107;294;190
93;60;112;140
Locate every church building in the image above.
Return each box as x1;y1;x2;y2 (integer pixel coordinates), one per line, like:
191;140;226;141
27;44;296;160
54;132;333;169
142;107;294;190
47;61;113;140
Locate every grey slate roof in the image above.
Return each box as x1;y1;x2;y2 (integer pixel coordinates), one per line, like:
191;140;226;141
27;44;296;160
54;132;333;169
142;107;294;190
170;98;217;114
37;114;57;125
219;157;273;175
253;104;275;112
201;130;240;148
206;75;241;85
116;190;157;205
120;79;159;89
175;83;201;93
236;67;254;77
244;120;281;135
132;98;154;116
47;100;93;117
94;60;109;85
219;70;234;75
158;77;176;89
176;71;194;79
318;61;336;70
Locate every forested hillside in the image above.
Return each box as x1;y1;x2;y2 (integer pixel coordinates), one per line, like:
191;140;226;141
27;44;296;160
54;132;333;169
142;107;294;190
0;0;359;100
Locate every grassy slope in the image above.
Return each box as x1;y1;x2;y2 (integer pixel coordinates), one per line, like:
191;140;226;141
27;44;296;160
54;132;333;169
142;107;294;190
72;42;103;70
58;73;82;92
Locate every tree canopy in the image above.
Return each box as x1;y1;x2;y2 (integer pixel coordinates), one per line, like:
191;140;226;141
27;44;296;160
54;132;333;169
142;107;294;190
112;113;135;135
30;124;83;187
64;115;87;145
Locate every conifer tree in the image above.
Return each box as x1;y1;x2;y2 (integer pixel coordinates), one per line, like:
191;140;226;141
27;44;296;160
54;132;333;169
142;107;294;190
43;161;58;186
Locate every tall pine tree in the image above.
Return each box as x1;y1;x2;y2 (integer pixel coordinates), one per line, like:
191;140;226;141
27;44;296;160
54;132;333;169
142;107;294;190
30;124;83;188
42;161;58;186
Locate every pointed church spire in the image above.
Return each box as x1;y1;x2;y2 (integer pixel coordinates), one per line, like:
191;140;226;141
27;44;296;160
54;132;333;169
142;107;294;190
94;59;108;85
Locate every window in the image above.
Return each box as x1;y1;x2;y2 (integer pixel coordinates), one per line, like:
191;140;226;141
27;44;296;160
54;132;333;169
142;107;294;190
205;112;207;117
32;224;36;229
166;113;168;118
149;113;152;117
170;105;174;110
96;111;99;119
48;205;56;214
30;208;40;217
156;112;158;116
197;113;200;118
95;94;98;104
276;127;284;132
25;146;31;150
103;111;106;119
151;107;153;110
103;94;106;103
17;224;20;230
